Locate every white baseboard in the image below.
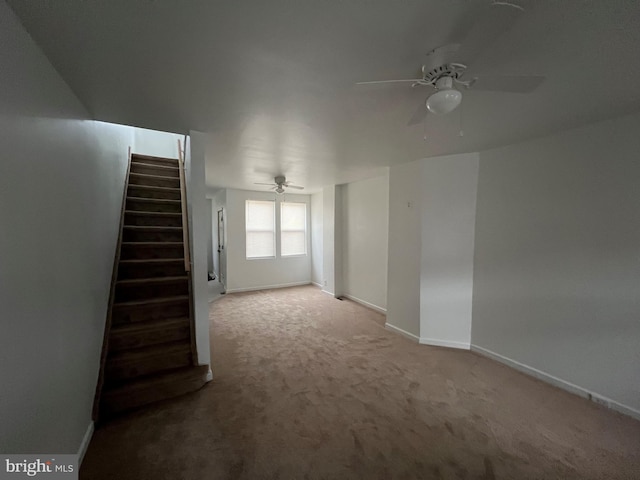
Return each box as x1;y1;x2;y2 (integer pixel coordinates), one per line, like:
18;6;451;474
420;337;470;350
78;421;94;465
321;289;334;296
471;344;640;421
311;281;323;288
205;367;213;382
226;281;311;294
341;294;387;314
385;323;420;342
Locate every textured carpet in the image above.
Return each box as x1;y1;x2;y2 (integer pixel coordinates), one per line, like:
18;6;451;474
81;285;640;479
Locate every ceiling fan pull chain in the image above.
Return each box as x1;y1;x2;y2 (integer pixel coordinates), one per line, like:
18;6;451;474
458;100;465;137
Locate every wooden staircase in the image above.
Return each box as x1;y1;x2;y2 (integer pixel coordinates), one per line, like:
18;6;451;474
94;149;208;419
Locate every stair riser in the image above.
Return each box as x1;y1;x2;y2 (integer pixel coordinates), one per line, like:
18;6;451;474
120;244;184;260
117;262;186;280
115;281;189;302
105;350;192;382
124;213;182;227
125;199;182;214
112;301;190;325
109;324;191;351
130;163;180;178
131;156;179;168
122;229;183;242
127;186;181;201
101;368;207;416
129;174;180;189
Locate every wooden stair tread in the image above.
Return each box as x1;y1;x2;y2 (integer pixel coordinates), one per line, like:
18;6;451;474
110;316;189;335
100;366;208;416
125;210;181;217
119;258;183;264
121;241;183;246
126;196;181;204
130;161;179;171
113;295;189;308
129;172;180;181
116;275;188;286
102;365;207;395
131;153;178;162
123;225;182;231
107;340;190;362
128;184;180;192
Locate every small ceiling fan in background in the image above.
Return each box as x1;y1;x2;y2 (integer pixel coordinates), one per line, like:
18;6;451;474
356;1;545;126
255;175;305;194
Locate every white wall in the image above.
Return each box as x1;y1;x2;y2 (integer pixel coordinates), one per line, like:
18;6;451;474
0;0;132;454
472;112;640;416
341;174;389;312
322;186;337;295
386;159;423;339
334;185;344;297
225;189;311;292
420;154;478;349
186;132;212;367
133;127;183;158
311;191;324;287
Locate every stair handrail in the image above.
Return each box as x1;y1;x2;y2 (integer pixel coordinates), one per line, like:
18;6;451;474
177;138;200;365
177;139;191;273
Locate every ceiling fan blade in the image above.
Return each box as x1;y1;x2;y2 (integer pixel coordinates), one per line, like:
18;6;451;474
355;79;422;87
471;74;545;93
254;182;276;186
407;102;428;126
286;185;304;190
455;2;524;67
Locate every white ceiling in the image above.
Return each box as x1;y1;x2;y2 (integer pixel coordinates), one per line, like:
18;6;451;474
8;0;640;193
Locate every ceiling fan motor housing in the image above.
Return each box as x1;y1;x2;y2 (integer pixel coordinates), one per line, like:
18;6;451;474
422;62;466;84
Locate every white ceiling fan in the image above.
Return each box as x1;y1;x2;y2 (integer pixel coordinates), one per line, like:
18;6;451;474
255;175;305;194
356;1;545;126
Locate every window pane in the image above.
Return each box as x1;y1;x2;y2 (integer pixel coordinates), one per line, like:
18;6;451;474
247;231;275;258
246;200;275;258
246;201;275;230
281;231;306;256
281;202;306;230
281;202;307;256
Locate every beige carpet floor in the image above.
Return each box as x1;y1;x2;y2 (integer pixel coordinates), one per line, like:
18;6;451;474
81;285;640;479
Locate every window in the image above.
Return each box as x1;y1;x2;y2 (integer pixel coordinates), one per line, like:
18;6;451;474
245;200;275;258
281;202;307;256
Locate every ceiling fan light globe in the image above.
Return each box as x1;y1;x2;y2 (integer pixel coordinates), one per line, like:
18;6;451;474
426;89;462;115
